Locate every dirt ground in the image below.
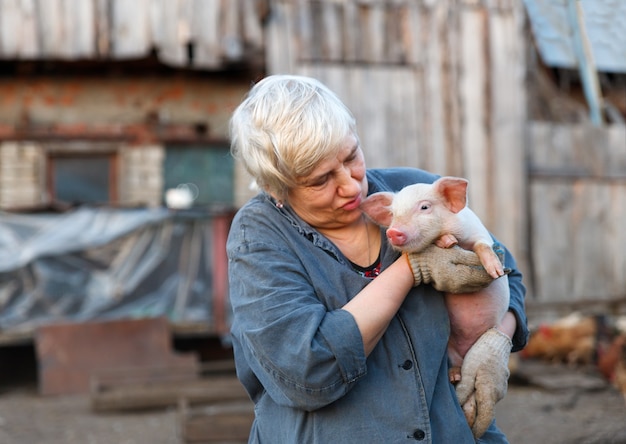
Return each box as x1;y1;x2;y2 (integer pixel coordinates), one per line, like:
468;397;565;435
1;349;626;444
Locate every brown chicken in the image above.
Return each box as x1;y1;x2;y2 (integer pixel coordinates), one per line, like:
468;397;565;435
597;333;626;403
615;339;626;404
521;313;597;365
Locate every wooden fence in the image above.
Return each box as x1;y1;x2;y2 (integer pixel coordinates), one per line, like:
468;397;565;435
525;123;626;321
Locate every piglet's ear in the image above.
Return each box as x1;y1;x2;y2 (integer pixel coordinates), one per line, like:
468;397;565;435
361;192;394;227
434;177;468;214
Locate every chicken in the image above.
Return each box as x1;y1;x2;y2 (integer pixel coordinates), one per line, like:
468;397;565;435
597;333;626;403
614;338;626;404
520;313;597;365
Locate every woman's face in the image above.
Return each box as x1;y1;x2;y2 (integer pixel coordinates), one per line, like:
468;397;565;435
287;134;368;230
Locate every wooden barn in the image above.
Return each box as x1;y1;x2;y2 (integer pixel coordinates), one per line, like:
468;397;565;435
0;0;625;344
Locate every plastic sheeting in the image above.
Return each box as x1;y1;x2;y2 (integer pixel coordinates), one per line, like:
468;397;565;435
0;207;231;335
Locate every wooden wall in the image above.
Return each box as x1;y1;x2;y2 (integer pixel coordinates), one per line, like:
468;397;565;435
264;0;626;316
526;123;626;321
264;0;529;280
0;0;266;70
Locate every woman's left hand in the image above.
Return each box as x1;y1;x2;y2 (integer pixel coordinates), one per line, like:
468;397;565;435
455;327;513;438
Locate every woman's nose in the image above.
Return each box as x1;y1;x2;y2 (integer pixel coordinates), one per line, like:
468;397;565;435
337;167;360;194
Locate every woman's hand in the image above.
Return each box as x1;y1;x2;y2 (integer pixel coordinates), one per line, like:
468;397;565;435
455;327;513;438
405;244;507;293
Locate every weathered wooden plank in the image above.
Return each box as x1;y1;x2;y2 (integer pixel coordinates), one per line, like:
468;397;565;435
0;0;39;58
35;317;198;396
294;0;313;61
191;0;221;68
488;4;527;265
147;0;166;49
94;0;111;56
61;0;96;58
265;0;296;73
528;122;626;304
382;3;407;64
241;0;264;49
0;0;21;56
402;1;422;66
220;0;242;60
364;2;384;63
110;0;151;58
341;1;359;63
321;0;342;61
459;5;490;222
607;125;626;175
92;374;248;412
422;2;448;175
36;0;64;57
347;69;387;166
180;400;254;443
154;0;189;66
608;183;626;297
529;181;574;301
387;68;420;167
529;123;626;179
530;179;626;302
442;2;464;177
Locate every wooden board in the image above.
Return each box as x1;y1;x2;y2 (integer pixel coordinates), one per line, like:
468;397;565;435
35;317;197;395
528;123;626;304
92;372;249;412
180;400;254;443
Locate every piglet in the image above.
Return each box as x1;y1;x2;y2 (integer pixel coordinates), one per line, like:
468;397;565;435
360;176;510;383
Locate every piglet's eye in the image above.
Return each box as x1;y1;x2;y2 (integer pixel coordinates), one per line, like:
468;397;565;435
420;203;430;211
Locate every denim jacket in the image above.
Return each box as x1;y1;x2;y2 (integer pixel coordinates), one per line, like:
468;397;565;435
227;167;529;443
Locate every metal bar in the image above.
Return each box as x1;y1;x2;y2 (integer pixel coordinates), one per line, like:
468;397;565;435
566;0;604;126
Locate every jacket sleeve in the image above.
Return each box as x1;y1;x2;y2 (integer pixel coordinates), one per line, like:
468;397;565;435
227;216;368;411
501;242;529;352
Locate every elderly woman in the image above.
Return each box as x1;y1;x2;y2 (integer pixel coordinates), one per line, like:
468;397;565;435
227;75;528;443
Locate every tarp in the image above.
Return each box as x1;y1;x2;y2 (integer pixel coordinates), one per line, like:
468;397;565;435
0;207;231;335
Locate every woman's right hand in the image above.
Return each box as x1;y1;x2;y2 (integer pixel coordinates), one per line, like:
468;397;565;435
404;244;508;293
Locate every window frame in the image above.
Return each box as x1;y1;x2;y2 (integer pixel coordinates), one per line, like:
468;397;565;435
46;142;120;205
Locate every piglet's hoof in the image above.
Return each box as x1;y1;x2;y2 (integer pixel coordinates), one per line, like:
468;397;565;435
435;234;458;249
448;366;462;384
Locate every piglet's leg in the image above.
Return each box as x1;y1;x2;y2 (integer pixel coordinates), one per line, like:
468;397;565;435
447;344;463;383
435;234;458;249
474;242;504;278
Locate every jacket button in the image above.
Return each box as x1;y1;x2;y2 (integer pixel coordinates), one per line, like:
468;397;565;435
401;360;413;370
412;429;426;440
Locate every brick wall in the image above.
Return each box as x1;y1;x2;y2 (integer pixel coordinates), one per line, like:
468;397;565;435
0;142;46;209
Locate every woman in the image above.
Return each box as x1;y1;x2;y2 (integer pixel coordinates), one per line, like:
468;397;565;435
227;75;528;443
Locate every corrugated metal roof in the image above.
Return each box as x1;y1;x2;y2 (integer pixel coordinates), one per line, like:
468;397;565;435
524;0;626;73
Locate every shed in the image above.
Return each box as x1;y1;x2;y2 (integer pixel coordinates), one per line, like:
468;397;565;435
0;0;624;342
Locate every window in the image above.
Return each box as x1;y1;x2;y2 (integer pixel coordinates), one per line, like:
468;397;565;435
163;145;234;208
47;143;118;205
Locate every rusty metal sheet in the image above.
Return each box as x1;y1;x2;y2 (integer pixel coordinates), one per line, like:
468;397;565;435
35;317;197;395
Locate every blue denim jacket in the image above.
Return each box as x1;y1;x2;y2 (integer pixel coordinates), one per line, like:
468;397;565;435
227;168;529;443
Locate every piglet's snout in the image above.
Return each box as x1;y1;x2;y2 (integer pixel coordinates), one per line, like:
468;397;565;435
386;228;407;247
